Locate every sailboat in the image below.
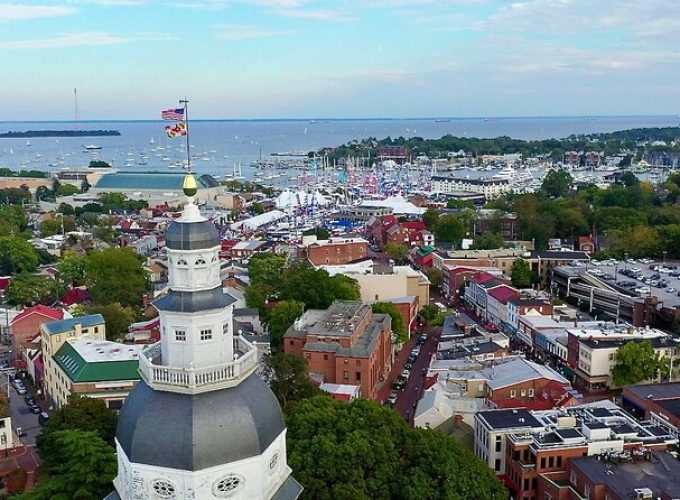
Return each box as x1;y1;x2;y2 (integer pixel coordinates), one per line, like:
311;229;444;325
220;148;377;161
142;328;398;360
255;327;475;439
26;140;31;147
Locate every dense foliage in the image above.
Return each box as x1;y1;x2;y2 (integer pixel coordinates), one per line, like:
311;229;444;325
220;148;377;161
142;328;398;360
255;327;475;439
267;300;305;351
612;341;669;387
372;302;407;342
263;353;321;411
286;396;507;500
84;247;149;307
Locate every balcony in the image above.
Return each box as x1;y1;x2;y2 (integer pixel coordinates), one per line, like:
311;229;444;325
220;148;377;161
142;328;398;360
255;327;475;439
138;336;259;395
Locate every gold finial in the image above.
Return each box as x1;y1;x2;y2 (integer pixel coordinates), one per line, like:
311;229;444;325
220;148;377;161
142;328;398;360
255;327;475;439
183;173;198;197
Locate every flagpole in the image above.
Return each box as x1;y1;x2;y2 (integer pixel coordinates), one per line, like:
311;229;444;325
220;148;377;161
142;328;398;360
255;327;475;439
179;98;191;173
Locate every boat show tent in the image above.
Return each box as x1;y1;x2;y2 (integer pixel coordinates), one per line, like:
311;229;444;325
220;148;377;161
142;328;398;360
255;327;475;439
230;210;286;231
358;195;425;216
275;189;329;210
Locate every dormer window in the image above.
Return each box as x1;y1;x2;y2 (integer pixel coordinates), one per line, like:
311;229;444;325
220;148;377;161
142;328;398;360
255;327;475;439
177;259;188;266
195;258;206;266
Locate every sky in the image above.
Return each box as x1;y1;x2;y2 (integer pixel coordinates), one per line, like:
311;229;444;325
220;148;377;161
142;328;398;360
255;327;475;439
1;0;679;120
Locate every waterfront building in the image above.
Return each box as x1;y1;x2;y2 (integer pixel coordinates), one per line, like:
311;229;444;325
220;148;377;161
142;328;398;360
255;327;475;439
107;174;301;499
431;175;511;199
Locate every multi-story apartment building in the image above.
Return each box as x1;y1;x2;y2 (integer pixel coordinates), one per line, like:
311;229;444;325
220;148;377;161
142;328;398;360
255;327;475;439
284;300;393;400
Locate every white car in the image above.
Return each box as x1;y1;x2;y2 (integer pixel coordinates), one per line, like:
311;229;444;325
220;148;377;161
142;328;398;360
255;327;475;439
668;287;677;294
401;369;411;380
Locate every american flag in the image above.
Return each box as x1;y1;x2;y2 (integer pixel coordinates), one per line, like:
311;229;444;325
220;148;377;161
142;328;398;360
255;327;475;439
161;108;185;121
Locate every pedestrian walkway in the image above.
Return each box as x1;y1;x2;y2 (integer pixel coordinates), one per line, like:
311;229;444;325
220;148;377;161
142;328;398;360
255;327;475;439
0;444;41;491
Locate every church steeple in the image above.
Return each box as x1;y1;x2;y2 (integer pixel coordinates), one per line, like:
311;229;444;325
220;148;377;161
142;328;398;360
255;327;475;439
108;174;302;500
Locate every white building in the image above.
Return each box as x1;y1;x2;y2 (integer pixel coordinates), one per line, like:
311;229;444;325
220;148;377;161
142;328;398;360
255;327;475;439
431;175;511;199
107;174;302;500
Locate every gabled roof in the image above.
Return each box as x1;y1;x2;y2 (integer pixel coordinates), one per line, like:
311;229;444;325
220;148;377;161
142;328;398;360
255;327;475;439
42;314;105;335
400;221;426;231
488;285;519;304
12;305;64;325
485;357;569;390
473;272;497;284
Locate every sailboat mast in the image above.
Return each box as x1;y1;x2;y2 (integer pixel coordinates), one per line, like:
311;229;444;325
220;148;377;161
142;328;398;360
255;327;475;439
74;88;81;128
180;98;191;173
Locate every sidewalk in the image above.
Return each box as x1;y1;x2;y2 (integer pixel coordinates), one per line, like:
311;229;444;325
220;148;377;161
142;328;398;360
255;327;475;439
0;444;41;491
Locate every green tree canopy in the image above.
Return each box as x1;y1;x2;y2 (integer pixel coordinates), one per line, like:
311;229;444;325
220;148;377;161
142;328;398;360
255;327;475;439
0;236;39;274
5;274;64;307
248;253;288;289
245;282;274;317
82;303;138;341
22;429;116;500
471;232;505;250
511;258;533;288
423;267;442;288
58;250;86;286
540;169;573;198
280;264;360;310
263;353;320;412
84;248;148;307
372;302;407;342
419;304;440;324
434;214;465;244
612;340;664;387
286;396;507;500
384;242;409;262
267;300;305;351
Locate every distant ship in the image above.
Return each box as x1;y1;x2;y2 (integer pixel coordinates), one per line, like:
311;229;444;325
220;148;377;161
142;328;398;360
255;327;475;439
434;119;451;123
84;144;102;151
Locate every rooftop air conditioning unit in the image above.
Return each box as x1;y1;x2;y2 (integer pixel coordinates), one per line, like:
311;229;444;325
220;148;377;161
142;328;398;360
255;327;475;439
633;488;653;500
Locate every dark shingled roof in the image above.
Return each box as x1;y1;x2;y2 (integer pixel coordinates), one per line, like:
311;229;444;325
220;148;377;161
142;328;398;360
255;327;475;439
154;287;236;313
165;219;220;251
117;376;285;471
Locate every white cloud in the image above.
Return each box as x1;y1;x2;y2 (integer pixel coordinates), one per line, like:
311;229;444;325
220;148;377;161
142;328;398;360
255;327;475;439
0;31;177;49
213;23;296;41
0;4;76;22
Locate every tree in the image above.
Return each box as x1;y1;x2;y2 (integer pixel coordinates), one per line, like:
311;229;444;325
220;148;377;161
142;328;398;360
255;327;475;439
267;300;304;351
57;203;75;216
286;397;507;500
419;304;440;324
36;185;54;202
245;282;274;316
80;177;91;193
248;253;287;289
5;274;64;307
423;267;442;288
58;250;86;286
84;248;149;307
22;430;116;500
56;184;80;197
511;258;533;288
422;208;439;230
612;341;663;387
36;396;118;458
251;202;266;215
303;227;330;240
280;264;360;310
83;303;138;341
372;302;407;342
540;169;573;198
434;214;465;244
619;171;639;187
263;353;320;412
384;242;409;262
39;217;75;237
471;232;505;250
0;236;39;274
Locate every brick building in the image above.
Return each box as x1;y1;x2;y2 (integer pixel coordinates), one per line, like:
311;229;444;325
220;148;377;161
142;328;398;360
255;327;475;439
622;381;680;431
10;305;67;368
475;402;677;499
304;237;369;266
284;300;393;400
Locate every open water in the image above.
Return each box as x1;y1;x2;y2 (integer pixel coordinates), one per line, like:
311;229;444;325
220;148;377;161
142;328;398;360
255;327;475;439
0;116;677;180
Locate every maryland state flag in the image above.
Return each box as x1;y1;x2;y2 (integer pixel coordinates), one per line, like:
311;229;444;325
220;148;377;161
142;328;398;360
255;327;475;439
165;122;187;138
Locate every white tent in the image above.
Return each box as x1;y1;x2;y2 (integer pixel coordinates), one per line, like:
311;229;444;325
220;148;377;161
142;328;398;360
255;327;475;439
359;195;425;215
230;210;286;231
275;189;329;210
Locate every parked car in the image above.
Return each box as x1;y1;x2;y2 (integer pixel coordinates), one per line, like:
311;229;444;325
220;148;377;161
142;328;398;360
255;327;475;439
29;405;41;415
38;412;50;426
401;369;411;379
15;387;26;395
24;395;35;406
387;392;398;406
411;346;421;356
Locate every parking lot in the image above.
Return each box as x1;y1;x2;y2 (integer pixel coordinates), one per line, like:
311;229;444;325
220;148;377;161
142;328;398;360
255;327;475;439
589;258;680;309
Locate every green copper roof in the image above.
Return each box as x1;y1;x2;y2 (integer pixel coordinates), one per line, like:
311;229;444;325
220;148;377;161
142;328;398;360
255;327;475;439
54;341;141;383
42;314;105;335
93;172;218;191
